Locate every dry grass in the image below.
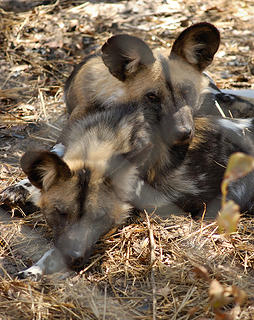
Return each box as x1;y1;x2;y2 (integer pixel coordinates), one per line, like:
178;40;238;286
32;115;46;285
1;0;254;319
1;209;254;319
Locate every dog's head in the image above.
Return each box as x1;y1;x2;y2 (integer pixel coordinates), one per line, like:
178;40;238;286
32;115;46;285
100;22;220;145
20;145;148;270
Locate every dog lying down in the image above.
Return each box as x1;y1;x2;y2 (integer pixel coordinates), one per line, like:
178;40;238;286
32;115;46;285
2;103;254;280
1;22;254;279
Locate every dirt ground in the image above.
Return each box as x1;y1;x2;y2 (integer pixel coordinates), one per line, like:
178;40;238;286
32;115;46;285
0;0;254;319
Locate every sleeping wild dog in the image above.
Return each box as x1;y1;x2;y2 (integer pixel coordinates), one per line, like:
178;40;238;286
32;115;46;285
1;22;254;278
1;22;224;207
64;22;220;141
2;22;254;208
64;21;254;122
14;102;254;279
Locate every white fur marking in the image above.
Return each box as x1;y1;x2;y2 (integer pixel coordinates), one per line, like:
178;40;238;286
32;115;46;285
17;178;32;189
19;248;67;279
135;180;144;197
51;143;65;157
17;179;41;206
13;179;40;205
203;72;216;85
219;118;252;133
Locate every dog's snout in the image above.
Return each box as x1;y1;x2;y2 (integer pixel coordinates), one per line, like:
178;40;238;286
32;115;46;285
71;256;84;269
66;251;85;270
174;127;193;144
179;127;192;140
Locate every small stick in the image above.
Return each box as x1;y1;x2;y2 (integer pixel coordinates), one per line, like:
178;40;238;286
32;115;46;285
39;89;48;122
145;211;156;320
103;284;107;320
215;100;226;118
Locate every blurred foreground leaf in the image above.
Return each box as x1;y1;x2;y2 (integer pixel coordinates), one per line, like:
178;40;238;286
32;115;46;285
219;152;254;234
221;152;254;206
217;200;240;234
209;279;247;312
209;279;231;309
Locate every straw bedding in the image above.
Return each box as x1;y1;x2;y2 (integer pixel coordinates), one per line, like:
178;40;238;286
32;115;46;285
0;1;254;318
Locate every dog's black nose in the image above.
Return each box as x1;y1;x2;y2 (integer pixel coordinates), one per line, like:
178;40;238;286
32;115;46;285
174;127;193;144
71;256;85;269
65;251;85;270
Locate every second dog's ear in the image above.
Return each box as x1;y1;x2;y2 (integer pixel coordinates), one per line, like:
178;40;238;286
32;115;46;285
170;22;220;71
102;34;155;81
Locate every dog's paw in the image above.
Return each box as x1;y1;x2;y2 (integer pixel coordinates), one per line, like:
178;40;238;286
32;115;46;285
17;265;43;281
0;179;40;207
0;184;30;205
16;248;68;280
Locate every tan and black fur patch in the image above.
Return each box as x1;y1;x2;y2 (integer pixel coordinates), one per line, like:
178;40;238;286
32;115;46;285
16;22;254;271
20;99;254;269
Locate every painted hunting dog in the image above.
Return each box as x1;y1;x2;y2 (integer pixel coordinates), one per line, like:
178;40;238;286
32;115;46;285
1;22;254;279
0;22;226;208
12;103;254;279
2;22;254;209
64;22;254;123
64;22;221;145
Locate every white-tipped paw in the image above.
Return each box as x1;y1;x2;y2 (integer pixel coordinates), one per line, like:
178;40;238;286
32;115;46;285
17;248;67;280
0;179;40;206
17;265;43;281
0;183;30;205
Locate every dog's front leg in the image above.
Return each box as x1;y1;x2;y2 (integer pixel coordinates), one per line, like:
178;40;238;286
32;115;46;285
18;248;67;280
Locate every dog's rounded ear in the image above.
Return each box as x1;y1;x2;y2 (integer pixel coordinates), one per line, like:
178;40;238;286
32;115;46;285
170;22;220;71
21;150;72;190
102;34;155;81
